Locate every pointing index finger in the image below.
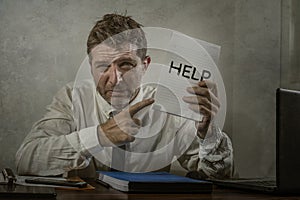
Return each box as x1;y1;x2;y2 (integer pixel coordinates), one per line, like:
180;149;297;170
129;98;155;117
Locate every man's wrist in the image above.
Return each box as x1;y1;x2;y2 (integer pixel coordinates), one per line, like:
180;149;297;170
78;125;103;155
97;124;110;147
196;123;212;139
197;131;206;139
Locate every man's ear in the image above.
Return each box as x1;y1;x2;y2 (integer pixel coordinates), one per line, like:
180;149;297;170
143;56;151;71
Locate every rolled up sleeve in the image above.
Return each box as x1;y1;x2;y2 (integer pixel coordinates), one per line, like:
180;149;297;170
176;121;233;179
15;83;102;176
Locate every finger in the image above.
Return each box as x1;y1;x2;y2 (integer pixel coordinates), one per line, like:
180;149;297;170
182;96;219;113
128;127;140;135
198;80;216;88
185;88;221;108
127;135;135;142
132;118;141;127
129;98;155;117
119;134;135;144
188;104;216;117
193;80;219;96
198;80;217;91
121;124;140;136
187;86;209;96
199;80;218;97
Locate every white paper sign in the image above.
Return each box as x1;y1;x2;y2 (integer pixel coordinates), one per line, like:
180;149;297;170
151;31;221;121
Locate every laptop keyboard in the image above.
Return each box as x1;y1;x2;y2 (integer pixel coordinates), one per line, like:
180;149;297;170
212;178;276;188
238;180;276;187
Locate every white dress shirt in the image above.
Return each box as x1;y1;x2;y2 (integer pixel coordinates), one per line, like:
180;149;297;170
16;80;233;178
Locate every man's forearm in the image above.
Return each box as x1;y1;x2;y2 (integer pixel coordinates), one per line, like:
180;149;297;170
16;133;89;176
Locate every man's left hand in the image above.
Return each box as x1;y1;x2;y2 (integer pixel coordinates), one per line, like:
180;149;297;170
182;80;220;139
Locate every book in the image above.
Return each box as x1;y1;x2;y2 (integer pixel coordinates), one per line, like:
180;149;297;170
97;171;212;193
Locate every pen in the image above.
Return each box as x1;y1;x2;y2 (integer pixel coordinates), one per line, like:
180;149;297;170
96;179;110;188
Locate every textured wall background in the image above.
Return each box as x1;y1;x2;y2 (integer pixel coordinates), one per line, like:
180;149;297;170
0;0;284;178
281;0;300;90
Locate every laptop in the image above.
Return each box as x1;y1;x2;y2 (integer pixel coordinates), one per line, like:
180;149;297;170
212;88;300;194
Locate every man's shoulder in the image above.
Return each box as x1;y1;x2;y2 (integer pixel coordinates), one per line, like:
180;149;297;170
58;80;94;97
52;80;95;105
63;80;94;91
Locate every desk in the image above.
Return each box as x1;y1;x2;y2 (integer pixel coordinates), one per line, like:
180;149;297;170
55;180;300;200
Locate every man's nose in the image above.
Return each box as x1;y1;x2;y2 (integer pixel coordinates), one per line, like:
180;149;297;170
108;66;122;86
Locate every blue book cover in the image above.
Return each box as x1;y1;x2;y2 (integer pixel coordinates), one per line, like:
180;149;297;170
97;171;212;193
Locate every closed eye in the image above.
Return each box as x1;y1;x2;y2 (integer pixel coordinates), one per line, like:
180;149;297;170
95;64;109;69
93;61;110;72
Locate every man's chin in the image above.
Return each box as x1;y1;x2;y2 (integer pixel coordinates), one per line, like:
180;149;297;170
110;97;131;109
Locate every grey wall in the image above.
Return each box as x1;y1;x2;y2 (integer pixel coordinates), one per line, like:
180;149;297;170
0;0;284;178
281;0;300;91
232;0;280;178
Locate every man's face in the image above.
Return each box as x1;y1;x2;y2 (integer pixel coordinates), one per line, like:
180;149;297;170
90;44;150;110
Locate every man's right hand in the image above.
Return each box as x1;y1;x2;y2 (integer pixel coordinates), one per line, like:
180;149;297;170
97;98;154;147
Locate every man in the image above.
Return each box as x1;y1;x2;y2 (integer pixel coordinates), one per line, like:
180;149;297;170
16;14;233;179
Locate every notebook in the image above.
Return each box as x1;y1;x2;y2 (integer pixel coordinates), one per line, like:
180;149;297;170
97;171;212;193
211;88;300;194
